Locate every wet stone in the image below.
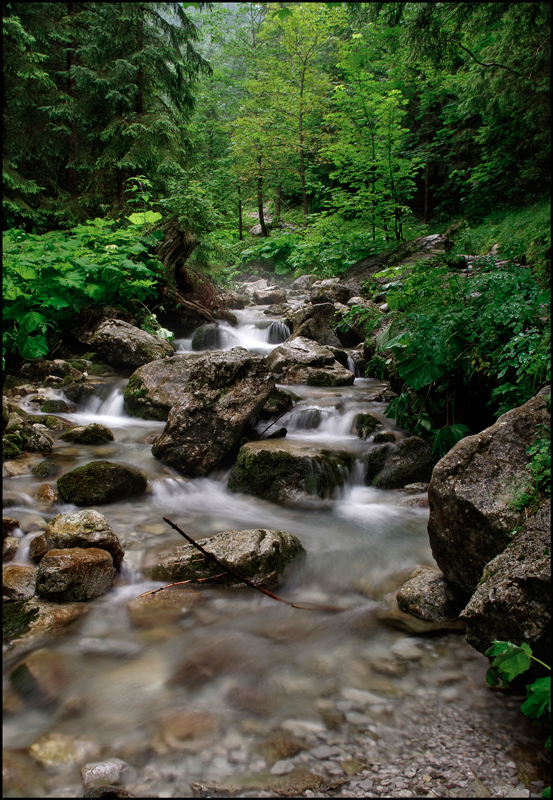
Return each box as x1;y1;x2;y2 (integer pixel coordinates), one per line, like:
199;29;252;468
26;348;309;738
81;759;131;789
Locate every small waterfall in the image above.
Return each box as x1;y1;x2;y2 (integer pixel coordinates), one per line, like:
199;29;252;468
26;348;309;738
82;387;126;417
10;531;41;566
284;406;323;431
267;320;291;344
347;355;363;377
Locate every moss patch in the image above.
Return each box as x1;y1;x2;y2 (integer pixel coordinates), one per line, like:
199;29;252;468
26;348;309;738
3;438;22;459
3;601;39;644
57;460;148;505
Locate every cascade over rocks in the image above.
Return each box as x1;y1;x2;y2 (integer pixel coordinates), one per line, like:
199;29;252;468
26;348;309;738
289;303;342;347
141;528;304;587
57;461;148;506
428;387;551;593
191;323;226;352
267;337;354;386
228;439;355;503
461;498;550;667
87;319;174;368
152;348;274;476
124;354;203;421
30;510;124;570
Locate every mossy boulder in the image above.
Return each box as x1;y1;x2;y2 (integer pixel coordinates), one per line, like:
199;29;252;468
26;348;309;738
26;415;71;430
3;600;40;645
33;460;61;479
60;423;114;445
228;439;355;503
57;461;148;506
2;396;9;431
19;424;54;453
363;445;391;484
40;399;72;414
3;438;22;460
141;528;304;587
354;413;379;439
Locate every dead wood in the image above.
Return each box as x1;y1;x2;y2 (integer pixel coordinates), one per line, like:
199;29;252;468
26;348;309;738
162;517;344;612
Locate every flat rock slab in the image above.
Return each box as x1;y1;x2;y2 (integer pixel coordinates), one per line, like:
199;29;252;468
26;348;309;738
57;460;148;506
127;586;203;627
141;528;304;587
228;439;355;503
36;547;115;601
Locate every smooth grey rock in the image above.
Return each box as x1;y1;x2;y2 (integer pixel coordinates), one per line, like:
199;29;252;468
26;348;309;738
428;387;551;592
396;566;468;622
461;499;550;667
124;354;202;420
369;436;437;489
310;278;351;305
267;337;354;386
289;303;342;347
81;759;130;789
89;319;174;367
141;528;304;587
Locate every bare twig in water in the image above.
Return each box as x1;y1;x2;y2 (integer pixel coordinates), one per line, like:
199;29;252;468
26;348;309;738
140;573;225;598
162;517;344;612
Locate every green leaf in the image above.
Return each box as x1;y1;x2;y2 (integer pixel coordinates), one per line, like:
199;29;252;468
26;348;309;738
19;311;47;334
485;640;533;684
126;211;162;225
12;264;37;280
18;334;49;359
397;353;446;390
521;677;551;719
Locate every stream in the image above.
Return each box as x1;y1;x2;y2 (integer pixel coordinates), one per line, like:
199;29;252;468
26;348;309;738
2;298;546;798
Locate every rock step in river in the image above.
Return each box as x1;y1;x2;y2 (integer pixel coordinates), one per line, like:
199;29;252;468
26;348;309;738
2;285;547;798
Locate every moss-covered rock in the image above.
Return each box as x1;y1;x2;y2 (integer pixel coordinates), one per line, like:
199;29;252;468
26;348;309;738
26;415;70;430
373;430;399;443
260;388;294;420
228;439;354;503
2;396;9;431
354;413;379;439
3;438;23;459
40;400;72;414
57;460;148;506
368;437;437;490
3;600;40;645
363;445;391;485
86;362;117;376
20;424;54;453
123;354;202;421
60;424;114;445
33;460;61;479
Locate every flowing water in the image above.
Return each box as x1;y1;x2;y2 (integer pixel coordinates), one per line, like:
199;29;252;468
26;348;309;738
4;299;536;797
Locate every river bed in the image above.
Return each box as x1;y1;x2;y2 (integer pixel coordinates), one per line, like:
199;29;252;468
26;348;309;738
2;300;547;798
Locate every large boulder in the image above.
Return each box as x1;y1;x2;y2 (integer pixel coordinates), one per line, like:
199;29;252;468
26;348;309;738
124;354;202;420
253;287;288;305
57;461;148;506
152;348;275;477
291;274;318;291
35;547;115;602
31;510;124;570
267;337;354;386
141;528;304;587
289;303;342;347
88;319;174;368
228;439;355;503
461;499;550;667
428;387;551;593
365;437;437;489
310;278;351;305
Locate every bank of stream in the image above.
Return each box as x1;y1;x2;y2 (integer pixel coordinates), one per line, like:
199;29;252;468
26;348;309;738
2;294;547;798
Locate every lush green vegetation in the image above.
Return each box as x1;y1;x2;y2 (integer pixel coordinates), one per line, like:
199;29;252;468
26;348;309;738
485;640;551;797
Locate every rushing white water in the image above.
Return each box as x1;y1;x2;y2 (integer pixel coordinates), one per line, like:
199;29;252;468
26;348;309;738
3;302;450;798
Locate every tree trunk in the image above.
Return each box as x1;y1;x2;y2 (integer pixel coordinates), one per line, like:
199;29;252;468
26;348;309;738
257;155;268;237
136;6;144;115
424;164;429;225
238;184;243;241
275;184;282;219
299;89;308;219
67;2;78;199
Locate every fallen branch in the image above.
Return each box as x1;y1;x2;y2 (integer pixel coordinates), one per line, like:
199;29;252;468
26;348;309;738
163;517;344;612
140;573;225;598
